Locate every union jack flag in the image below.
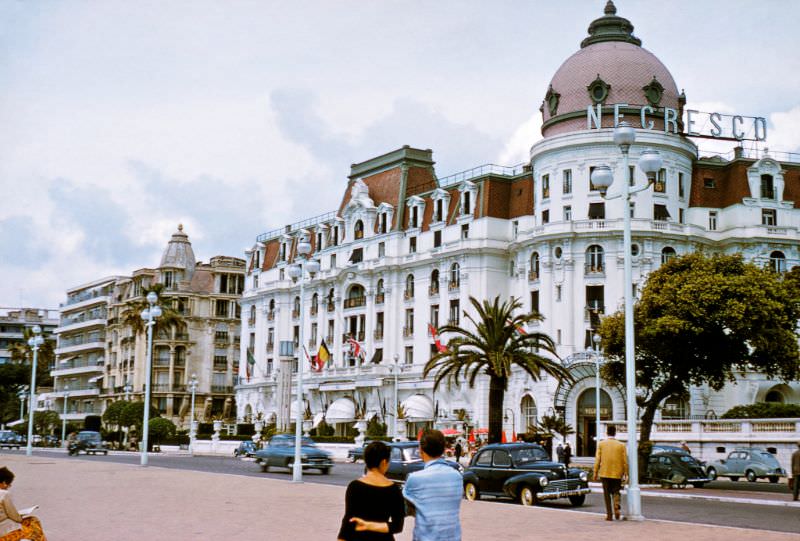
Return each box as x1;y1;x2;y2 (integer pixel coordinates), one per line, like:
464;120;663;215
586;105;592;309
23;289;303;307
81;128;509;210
347;336;365;360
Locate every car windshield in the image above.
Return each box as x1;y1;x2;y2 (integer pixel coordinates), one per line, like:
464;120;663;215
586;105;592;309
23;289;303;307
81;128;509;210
757;452;779;465
402;447;422;461
511;447;549;464
679;456;701;465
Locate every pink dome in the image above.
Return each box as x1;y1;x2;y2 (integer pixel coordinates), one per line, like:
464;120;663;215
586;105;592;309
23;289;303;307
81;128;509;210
540;2;682;137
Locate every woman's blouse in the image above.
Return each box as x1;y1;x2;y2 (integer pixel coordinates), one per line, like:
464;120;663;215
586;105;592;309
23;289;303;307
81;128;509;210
0;489;23;536
337;479;405;541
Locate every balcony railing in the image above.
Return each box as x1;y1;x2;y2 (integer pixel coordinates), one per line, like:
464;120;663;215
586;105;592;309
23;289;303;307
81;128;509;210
344;296;366;309
213;361;228;370
266;342;274;352
528;271;539;281
447;318;459;326
448;281;460;291
584;263;605;275
374;329;384;340
327;303;335;312
404;290;414;300
310;306;318;316
402;326;413;337
292;309;300;319
267;311;275;321
211;385;234;393
326;335;334;344
429;285;440;296
375;293;385;304
154;358;171;367
248;317;256;326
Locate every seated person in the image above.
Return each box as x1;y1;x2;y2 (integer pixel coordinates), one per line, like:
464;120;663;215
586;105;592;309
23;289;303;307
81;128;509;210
0;466;47;541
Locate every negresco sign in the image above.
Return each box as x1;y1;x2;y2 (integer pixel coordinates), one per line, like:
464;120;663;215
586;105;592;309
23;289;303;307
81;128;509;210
587;103;767;142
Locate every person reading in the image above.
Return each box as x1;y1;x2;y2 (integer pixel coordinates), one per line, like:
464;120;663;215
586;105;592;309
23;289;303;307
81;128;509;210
0;466;47;541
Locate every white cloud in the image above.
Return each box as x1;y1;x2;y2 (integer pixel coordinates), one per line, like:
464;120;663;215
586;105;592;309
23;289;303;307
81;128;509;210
768;106;800;153
498;114;542;166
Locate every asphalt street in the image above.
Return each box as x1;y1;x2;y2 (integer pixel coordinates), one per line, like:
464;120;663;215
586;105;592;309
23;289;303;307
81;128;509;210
4;449;798;534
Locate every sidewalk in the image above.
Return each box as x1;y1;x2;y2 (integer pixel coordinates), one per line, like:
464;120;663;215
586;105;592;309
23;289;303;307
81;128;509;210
3;454;798;541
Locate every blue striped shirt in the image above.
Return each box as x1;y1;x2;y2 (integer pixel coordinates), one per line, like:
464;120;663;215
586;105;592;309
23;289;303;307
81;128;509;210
402;459;462;541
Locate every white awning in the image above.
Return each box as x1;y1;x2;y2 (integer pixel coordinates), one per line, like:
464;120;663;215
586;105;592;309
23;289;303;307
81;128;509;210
88;376;103;383
402;394;434;421
325;397;356;423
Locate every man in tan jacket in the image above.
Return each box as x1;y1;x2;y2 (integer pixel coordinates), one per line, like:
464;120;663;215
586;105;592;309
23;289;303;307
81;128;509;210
593;425;628;521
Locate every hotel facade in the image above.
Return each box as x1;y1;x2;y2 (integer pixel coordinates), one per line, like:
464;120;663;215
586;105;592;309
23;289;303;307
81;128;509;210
236;2;800;456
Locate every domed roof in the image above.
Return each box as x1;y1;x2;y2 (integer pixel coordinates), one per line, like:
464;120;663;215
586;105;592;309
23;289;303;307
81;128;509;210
540;1;682;137
160;224;196;277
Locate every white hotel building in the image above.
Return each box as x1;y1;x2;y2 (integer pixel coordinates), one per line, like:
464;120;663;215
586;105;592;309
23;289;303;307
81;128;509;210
236;2;800;456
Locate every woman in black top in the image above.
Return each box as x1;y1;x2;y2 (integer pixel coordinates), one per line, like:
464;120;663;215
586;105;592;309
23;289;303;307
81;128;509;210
337;441;404;541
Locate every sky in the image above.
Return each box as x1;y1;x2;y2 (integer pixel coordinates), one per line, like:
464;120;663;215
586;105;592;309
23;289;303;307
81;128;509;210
2;0;799;309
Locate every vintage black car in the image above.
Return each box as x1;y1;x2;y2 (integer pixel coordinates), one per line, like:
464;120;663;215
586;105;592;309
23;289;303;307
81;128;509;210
646;452;709;488
462;443;590;506
234;440;258;458
385;441;463;483
0;430;22;449
68;431;108;456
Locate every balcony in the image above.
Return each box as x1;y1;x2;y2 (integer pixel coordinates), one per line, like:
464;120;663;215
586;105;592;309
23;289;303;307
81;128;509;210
374;329;384;341
326;302;335;312
528;271;539;282
404;290;414;300
266;342;274;352
154;358;171;367
267;311;275;321
213;361;228;370
344;296;366;309
325;334;334;344
310;306;318;316
248;317;256;326
375;293;385;305
174;358;186;367
584;263;605;275
211;385;234;393
448;281;460;291
292;309;300;319
308;338;317;348
447;318;459;326
402;326;413;338
429;285;440;297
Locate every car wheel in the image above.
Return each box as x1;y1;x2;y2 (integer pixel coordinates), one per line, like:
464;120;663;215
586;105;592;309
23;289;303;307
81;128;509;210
706;468;717;481
261;463;269;473
568;495;586;507
519;486;537;507
729;476;739;482
745;470;757;483
768;476;779;484
104;451;108;456
692;482;705;489
464;482;480;501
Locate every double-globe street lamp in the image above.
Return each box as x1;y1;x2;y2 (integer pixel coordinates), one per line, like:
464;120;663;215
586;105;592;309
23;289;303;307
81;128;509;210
140;291;162;466
25;325;44;456
189;373;198;456
592;333;602;450
287;234;320;483
590;121;663;521
61;385;70;445
17;387;27;422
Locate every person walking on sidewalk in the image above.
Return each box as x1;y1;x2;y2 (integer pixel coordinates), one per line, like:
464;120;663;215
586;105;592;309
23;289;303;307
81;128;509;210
454;441;462;465
791;441;800;501
593;425;627;521
563;442;572;468
403;429;462;541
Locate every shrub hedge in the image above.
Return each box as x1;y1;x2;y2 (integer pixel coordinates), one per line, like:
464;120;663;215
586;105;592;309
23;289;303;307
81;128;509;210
721;403;800;419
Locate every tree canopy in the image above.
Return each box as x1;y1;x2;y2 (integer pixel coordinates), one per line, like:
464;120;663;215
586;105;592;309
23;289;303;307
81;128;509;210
598;252;800;444
424;295;570;443
121;283;184;336
148;417;177;443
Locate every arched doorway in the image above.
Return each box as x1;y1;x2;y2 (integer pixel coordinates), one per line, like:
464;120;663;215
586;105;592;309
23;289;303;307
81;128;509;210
576;388;611;457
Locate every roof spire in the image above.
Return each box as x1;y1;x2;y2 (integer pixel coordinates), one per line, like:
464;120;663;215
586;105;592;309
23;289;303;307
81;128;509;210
581;1;641;48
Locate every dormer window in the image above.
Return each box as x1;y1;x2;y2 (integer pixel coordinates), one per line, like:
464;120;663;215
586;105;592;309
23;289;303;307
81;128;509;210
354;220;364;240
761;174;775;199
332;226;339;246
459;181;477;217
430;188;450;223
412;207;419;228
463;192;471;215
279;242;287;262
435;199;443;221
380;213;387;233
406;196;425;229
316;231;323;250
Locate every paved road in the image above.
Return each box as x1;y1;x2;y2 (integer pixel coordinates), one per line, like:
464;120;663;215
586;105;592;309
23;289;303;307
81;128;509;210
5;449;798;534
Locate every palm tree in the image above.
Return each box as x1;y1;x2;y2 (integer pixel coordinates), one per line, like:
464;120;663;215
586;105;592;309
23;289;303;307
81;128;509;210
8;327;55;387
424;296;572;444
533;413;575;443
121;284;183;337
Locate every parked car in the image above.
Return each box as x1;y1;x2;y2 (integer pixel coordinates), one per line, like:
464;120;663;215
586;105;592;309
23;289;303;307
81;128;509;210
0;430;22;449
705;448;786;483
347;440;375;463
651;444;689;456
253;434;333;474
234;440;258;458
646;452;710;488
462;442;590;506
68;431;108;456
384;441;463;483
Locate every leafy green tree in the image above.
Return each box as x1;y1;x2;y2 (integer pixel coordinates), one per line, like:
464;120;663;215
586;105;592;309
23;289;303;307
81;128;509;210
121;283;184;337
533;413;575;443
148;417;176;444
31;410;61;435
598;253;800;447
8;327;56;387
103;400;130;446
722;403;800;419
120;401;159;433
425;296;571;444
0;364;28;425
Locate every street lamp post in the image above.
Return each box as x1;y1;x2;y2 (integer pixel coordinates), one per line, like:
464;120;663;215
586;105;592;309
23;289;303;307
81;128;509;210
503;408;516;441
25;325;44;456
61;385;69;445
287;234;320;483
124;381;132;402
122;381;132;449
593;333;602;449
590;121;662;521
140;291;162;466
18;388;27;421
189;373;198;456
392;353;400;440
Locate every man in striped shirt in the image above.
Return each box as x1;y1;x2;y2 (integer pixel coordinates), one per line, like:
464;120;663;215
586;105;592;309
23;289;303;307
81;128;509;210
403;429;462;541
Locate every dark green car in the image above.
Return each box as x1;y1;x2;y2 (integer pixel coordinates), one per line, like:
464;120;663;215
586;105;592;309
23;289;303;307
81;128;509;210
647;452;710;488
254;434;333;474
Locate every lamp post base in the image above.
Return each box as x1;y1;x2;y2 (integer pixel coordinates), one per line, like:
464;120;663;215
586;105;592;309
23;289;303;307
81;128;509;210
625;486;644;521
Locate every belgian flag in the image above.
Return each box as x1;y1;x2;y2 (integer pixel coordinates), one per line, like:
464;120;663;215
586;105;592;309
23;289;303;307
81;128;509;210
314;340;331;372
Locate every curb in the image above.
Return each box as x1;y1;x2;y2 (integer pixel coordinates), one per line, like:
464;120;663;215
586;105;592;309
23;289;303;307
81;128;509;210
588;486;800;508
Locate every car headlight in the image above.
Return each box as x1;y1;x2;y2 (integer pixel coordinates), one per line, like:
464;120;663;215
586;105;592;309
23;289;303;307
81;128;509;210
539;476;549;487
579;471;588;482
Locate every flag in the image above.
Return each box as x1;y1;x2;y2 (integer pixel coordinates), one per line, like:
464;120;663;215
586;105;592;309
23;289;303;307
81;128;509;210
246;348;256;381
429;324;448;353
509;318;526;335
346;336;365;360
314;340;331;372
302;346;313;371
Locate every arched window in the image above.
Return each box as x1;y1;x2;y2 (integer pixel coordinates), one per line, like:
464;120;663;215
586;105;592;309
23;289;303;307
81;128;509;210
761;174;775;199
450;263;460;288
586;245;604;273
521;395;537;431
327;288;335;310
530;252;540;280
354;220;364;240
765;389;785;403
345;285;366;308
311;293;318;314
293;296;300;317
430;269;440;295
269;299;275;311
661;246;676;265
405;274;415;299
661;395;690;419
249;305;256;323
376;279;384;295
770;251;786;273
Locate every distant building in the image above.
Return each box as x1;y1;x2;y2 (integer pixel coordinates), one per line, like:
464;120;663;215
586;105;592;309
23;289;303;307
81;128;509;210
235;2;800;456
42;226;245;429
0;307;58;365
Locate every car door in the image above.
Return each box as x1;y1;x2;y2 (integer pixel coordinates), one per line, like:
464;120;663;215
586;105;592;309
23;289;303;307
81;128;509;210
489;449;513;493
725;451;742;475
471;450;494;493
737;451;751;475
386;446;405;481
